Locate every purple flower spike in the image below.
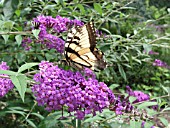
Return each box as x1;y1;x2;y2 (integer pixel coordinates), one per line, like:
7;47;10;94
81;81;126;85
126;86;150;103
0;62;14;97
32;61;115;120
148;50;159;55
110;86;157;116
22;37;32;51
29;15;84;53
153;59;168;68
143;50;159;55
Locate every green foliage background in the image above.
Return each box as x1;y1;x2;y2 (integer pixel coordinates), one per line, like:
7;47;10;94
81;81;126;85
0;0;170;127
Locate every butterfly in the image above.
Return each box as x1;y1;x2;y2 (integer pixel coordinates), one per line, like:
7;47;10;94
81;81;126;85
64;22;106;71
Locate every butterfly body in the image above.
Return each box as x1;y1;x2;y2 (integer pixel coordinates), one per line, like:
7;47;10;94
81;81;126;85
65;22;106;71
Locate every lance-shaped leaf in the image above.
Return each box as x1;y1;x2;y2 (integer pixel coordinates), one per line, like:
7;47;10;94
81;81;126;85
10;74;27;102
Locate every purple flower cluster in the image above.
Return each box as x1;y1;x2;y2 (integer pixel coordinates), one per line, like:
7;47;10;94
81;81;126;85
110;86;155;115
22;37;32;50
110;95;133;115
143;50;159;55
82;68;96;79
126;86;150;103
109;86;158;127
152;59;169;68
0;62;14;97
30;15;84;53
32;61;114;120
96;30;108;39
148;50;159;55
127;86;158;110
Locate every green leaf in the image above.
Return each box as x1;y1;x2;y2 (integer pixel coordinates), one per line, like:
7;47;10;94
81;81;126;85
107;18;118;23
58;0;64;6
77;4;85;14
120;7;136;10
144;122;154;128
2;35;9;44
118;64;127;81
161;85;169;93
145;20;156;24
44;5;56;10
8;107;26;110
23;0;32;7
11;0;19;9
15;9;21;17
130;120;142;128
45;53;54;60
16;53;26;64
3;0;19;19
32;29;40;39
0;70;16;75
3;0;14;19
31;113;44;120
133;58;141;64
3;20;14;30
101;27;112;34
0;20;3;29
37;55;44;61
6;110;26;116
137;102;158;109
130;120;136;128
38;111;67;128
146;108;159;116
168;8;170;13
93;3;102;15
133;29;137;35
26;119;37;128
129;96;137;104
109;84;120;90
162;107;170;111
21;7;32;16
0;0;4;6
158;117;168;127
143;44;152;54
15;35;22;46
84;116;103;123
10;75;27;102
18;63;39;73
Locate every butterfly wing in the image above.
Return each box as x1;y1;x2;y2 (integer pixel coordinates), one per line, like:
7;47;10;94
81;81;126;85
65;22;106;71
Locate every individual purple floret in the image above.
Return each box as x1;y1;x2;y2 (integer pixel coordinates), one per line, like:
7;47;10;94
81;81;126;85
32;61;114;120
0;62;14;97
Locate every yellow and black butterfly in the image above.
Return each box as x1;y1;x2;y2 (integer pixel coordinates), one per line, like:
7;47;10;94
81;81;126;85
65;22;106;71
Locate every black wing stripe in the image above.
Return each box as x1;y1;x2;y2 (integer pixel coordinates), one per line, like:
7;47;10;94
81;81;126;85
65;47;92;67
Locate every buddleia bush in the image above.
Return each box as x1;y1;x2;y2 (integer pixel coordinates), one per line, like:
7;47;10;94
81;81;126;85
0;0;170;128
